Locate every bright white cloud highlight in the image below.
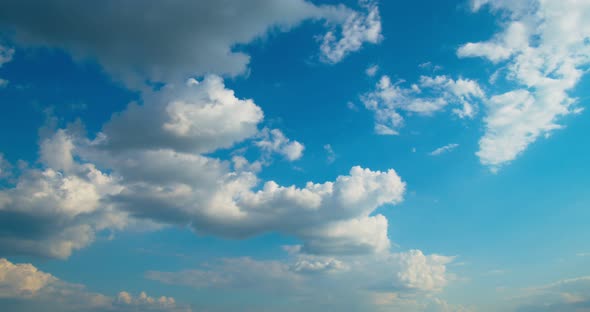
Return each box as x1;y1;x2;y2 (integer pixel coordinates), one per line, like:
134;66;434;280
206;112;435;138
460;0;590;169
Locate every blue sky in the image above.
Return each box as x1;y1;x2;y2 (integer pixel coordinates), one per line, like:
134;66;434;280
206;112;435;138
0;0;589;311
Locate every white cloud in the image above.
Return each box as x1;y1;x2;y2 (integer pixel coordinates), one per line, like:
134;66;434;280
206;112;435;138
256;128;305;161
429;143;459;156
0;71;407;258
320;1;382;64
366;64;379;77
0;1;379;86
392;250;454;292
460;0;590;169
361;74;485;135
100;76;263;154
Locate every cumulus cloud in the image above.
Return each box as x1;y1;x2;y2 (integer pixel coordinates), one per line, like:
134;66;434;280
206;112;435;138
0;258;187;311
429;143;459;156
459;0;590;169
0;131;128;259
256;128;305;161
0;0;379;86
361;74;485;135
99;76;263;154
0;73;406;258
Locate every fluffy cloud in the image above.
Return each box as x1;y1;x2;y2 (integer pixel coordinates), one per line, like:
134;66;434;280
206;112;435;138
0;0;380;86
0;258;55;298
0;72;405;258
256;128;305;161
320;1;382;64
459;0;590;169
429;143;459;156
99;76;263;154
361;74;485;135
0;258;187;311
0;131;126;259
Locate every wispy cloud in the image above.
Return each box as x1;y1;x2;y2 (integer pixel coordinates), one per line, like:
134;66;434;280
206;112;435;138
429;143;459;156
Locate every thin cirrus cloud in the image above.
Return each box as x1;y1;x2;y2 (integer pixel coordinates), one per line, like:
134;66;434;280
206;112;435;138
429;143;459;156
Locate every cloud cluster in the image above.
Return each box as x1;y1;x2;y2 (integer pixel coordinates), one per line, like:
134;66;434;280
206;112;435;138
0;72;405;258
361;74;485;135
146;249;456;311
0;258;187;311
460;0;590;169
0;0;380;86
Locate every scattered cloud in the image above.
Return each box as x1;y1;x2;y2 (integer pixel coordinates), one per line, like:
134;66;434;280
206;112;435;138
146;248;457;311
429;143;459;156
361;74;484;135
320;1;382;64
256;128;305;161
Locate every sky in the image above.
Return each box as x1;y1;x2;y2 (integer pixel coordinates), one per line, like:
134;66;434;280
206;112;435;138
0;0;589;311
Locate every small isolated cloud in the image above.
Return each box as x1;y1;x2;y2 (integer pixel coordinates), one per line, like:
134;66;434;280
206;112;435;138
324;144;336;163
366;64;379;77
256;128;305;161
429;144;459;156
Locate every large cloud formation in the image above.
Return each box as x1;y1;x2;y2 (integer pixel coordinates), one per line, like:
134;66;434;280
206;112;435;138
0;0;381;86
0;73;405;259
